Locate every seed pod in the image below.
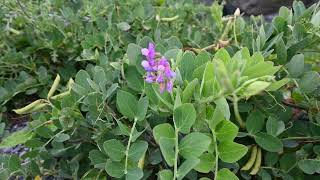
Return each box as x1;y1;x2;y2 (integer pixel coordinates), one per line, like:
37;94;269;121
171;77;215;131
67;78;75;90
241;145;258;171
50;91;70;100
250;147;262;175
13;99;48;114
234;8;241;17
47;74;61;99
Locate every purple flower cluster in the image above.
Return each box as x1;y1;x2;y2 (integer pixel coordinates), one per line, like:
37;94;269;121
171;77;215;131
141;43;175;93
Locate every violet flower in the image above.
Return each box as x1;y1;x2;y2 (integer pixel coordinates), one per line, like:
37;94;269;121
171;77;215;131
141;43;175;93
141;43;155;61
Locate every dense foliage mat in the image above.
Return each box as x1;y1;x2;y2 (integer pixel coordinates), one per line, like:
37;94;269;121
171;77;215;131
0;0;320;179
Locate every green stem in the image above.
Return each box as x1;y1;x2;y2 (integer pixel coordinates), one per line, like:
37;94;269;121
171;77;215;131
233;94;245;129
213;132;219;180
124;118;138;174
161;15;179;22
282;136;320;140
221;17;233;41
173;125;179;180
233;15;238;46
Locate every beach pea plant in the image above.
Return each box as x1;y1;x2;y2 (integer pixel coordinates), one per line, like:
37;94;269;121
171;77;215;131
0;1;320;180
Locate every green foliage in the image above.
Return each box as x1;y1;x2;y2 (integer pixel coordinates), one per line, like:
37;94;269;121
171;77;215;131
0;0;320;179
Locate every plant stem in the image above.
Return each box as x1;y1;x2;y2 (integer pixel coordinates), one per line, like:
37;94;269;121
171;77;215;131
161;15;179;22
173;122;179;180
213;132;219;180
124;118;138;174
282;136;320;140
233;15;238;47
233;94;245;129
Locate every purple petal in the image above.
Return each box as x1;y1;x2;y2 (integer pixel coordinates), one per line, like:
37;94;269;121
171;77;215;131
165;68;175;78
145;77;154;83
141;60;149;69
166;81;173;92
141;48;149;56
156;74;164;83
157;65;165;71
149;59;156;66
148;43;155;59
159;57;169;67
145;73;155;83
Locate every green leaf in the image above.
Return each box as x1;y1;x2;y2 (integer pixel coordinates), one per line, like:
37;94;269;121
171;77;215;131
279;153;297;172
246;111;265;135
127;43;142;66
311;11;320;26
136;97;148;121
152;84;173;109
105;159;125;178
259;169;272;180
265;152;279;166
127;43;145;75
215;120;239;142
54;133;70;142
35;126;53;138
174;90;182;109
214;97;230;120
298;159;320;174
182;78;198;103
126;168;143;180
179;51;197;81
216;168;239;180
153;123;175;144
128;140;148;162
75;70;91;90
195;51;211;67
243;62;280;79
299;71;320;94
266;78;290;91
0;169;9;180
276;38;287;64
200;62;215;97
194;153;215;173
173;103;196;134
159;137;175;166
266;117;285;136
241;81;271;99
207;105;225;129
179;132;211;159
126;66;144;91
287;54;304;78
254;132;283;152
144;83;158;105
0;129;33;148
25;139;44;148
89;150;107;165
158;169;173;180
117;22;131;31
8;155;21;172
177;158;200;180
81;169;105;180
103;139;125;162
214;48;231;63
116;90;138;119
218;141;248;163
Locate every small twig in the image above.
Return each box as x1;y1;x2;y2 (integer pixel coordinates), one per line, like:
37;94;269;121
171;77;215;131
173;122;179;180
281;100;308;110
282;136;320;141
124;118;138;174
213;132;219;180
